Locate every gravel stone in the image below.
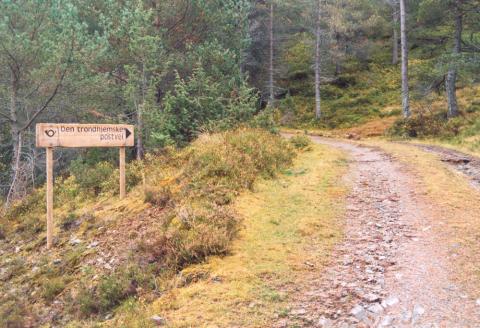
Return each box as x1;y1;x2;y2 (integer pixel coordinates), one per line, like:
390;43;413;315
362;293;380;302
150;315;166;326
401;310;412;323
368;303;384;314
317;316;332;327
383;296;399;308
379;315;394;327
350;305;366;320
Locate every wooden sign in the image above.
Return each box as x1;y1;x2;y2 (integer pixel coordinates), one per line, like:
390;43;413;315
36;123;135;249
36;123;134;148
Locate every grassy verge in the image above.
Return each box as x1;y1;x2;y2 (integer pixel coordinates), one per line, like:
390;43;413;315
0;129;296;327
107;142;348;327
364;140;480;295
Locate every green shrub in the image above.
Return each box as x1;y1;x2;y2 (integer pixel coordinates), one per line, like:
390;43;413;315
97;275;130;312
138;128;295;273
180;129;294;202
250;108;278;133
144;186;172;208
77;285;98;316
289;135;312;150
226;129;294;177
141;203;239;270
388;106;463;138
42;277;69;302
149;66;257;147
69;160;116;196
466;101;480;114
101;160;144;195
77;267;140;316
5;189;44;220
15;215;44;235
0;295;29;328
61;213;78;231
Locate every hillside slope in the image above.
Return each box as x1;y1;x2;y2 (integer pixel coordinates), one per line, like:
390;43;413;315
0;129;297;327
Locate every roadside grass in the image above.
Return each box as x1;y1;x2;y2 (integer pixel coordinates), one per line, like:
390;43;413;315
365;140;480;295
107;143;348;327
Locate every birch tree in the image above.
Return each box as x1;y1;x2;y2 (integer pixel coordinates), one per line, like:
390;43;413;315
314;0;323;119
445;0;463;118
391;0;400;65
399;0;411;117
0;0;102;206
268;0;275;107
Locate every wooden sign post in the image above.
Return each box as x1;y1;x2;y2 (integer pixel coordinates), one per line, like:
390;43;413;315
36;123;134;249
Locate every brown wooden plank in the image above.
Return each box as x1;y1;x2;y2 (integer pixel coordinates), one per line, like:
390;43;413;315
36;123;134;148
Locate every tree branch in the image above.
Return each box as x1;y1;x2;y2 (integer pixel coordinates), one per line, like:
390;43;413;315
20;34;75;132
20;65;68;132
0;111;13;122
165;1;190;36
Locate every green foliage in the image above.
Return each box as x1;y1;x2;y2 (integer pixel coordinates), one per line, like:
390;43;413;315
61;213;78;231
144;186;171;208
76;264;149;316
289;135;313;150
77;277;125;316
42;276;69;302
149;67;257;147
250;108;279;133
389;106;462;138
69;161;116;196
67;159;143;197
0;295;29;328
101;160;144;195
283;33;314;81
138;129;295;272
181;129;294;198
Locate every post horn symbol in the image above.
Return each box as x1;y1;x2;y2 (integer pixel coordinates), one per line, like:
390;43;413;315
45;129;56;137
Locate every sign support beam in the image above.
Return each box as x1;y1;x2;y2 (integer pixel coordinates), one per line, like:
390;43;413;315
119;147;126;199
46;147;54;249
36;123;134;249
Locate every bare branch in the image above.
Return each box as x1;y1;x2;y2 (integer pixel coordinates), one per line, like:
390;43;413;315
0;111;13;122
20;34;75;131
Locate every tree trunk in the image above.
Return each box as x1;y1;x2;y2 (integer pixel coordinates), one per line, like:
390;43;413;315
5;70;21;207
268;0;275;107
137;103;144;161
446;0;462;118
314;0;322;119
392;1;399;65
399;0;411;118
137;63;146;161
6;133;23;207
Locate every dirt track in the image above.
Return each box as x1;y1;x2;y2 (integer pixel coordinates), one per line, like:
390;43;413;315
281;138;480;328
